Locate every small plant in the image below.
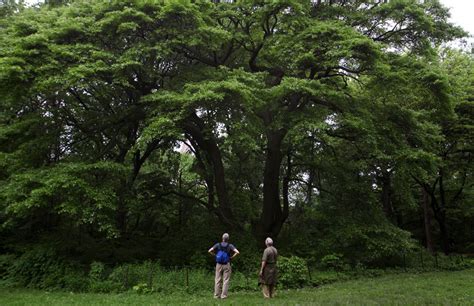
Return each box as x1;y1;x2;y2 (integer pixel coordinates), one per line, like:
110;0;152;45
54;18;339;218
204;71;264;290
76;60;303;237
320;253;347;271
132;282;153;294
89;262;106;281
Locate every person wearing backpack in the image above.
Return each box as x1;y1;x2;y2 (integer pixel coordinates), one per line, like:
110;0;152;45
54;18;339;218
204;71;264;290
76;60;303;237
208;233;240;299
259;237;278;298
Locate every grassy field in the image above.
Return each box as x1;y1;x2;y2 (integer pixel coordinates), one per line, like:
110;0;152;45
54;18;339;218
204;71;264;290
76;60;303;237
1;269;473;305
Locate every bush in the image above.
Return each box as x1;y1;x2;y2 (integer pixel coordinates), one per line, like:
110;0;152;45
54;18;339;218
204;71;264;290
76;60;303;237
436;254;474;271
89;279;122;293
132;282;153;294
320;253;349;271
89;261;106;281
106;261;204;293
2;247;88;291
107;263;150;290
230;270;257;291
61;269;90;292
188;253;208;269
231;251;260;275
402;248;474;271
6;250;471;294
0;254;15;280
277;256;309;288
87;261;121;293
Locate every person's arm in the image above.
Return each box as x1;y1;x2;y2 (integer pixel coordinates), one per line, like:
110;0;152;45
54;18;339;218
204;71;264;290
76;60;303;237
260;249;268;276
231;248;240;259
208;245;216;255
259;260;266;277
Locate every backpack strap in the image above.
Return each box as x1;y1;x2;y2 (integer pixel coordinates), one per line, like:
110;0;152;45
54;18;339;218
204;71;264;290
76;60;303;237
218;242;230;254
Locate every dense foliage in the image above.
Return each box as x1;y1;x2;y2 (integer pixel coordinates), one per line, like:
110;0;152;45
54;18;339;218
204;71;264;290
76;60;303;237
0;0;473;289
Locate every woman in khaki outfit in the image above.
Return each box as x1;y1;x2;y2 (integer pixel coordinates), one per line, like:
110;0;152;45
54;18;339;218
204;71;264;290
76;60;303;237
259;237;278;298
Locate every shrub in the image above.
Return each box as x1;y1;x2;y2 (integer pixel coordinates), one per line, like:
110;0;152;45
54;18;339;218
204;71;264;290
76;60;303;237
403;248;474;271
0;254;15;280
88;261;121;293
89;279;122;293
0;254;20;287
61;269;90;292
231;251;260;275
4;247;87;291
230;270;257;291
437;254;474;271
107;263;151;290
89;261;106;281
277;256;309;288
132;282;153;294
0;246;93;292
188;253;208;269
320;253;348;271
106;261;199;293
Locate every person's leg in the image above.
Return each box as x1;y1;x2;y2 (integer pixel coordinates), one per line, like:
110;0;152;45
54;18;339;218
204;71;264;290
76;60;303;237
270;284;276;298
214;264;223;298
262;284;270;298
221;263;231;298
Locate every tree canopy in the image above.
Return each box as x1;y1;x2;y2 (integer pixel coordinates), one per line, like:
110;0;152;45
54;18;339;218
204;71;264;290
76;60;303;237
0;0;472;265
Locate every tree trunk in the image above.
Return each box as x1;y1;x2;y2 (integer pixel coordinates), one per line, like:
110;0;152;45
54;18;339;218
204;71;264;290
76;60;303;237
438;171;450;254
183;113;236;228
207;137;235;225
380;170;395;223
437;212;450;255
422;188;434;254
306;168;314;205
414;176;451;255
255;129;288;243
116;138;165;235
427;188;451;255
116;179;128;235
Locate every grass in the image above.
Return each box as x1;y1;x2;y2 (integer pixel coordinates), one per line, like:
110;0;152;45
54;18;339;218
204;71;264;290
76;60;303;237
1;269;473;305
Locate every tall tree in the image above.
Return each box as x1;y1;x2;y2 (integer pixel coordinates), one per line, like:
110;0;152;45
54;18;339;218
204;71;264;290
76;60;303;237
145;0;463;241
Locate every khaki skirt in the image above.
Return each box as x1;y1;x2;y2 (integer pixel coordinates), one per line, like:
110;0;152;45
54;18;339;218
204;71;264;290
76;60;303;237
259;263;277;285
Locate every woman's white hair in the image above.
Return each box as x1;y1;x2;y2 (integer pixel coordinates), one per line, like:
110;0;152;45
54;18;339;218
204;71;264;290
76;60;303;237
265;237;273;246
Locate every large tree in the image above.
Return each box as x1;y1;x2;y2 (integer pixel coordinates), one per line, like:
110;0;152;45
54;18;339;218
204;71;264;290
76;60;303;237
144;0;463;241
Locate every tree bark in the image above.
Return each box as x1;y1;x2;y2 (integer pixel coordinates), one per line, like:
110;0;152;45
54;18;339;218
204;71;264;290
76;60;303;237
183;113;236;228
426;185;451;255
306;168;314;205
380;170;395;223
421;187;434;254
413;175;452;255
437;212;450;255
255;129;288;242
